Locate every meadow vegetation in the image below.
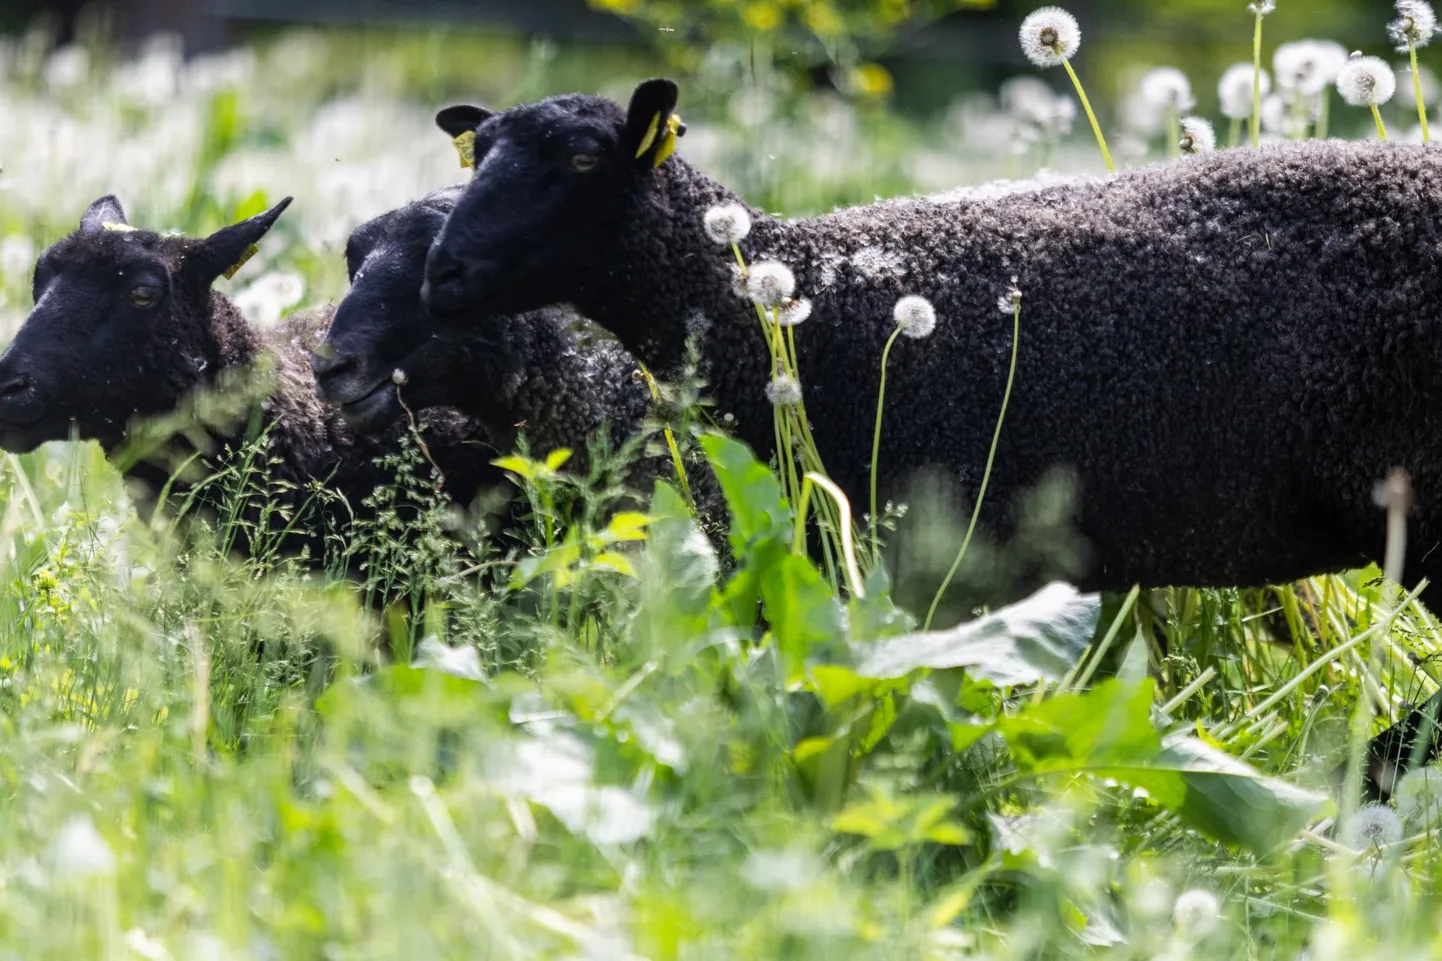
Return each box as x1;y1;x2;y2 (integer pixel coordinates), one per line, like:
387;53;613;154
2;6;1442;957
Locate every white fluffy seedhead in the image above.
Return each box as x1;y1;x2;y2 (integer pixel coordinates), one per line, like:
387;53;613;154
1179;117;1216;153
1338;53;1398;106
1346;803;1404;849
1274;39;1349;96
1247;0;1276;15
1171;889;1221;937
765;374;802;407
1390;0;1438;50
704;203;752;246
893;295;937;339
745;261;796;308
1218;63;1271;119
1019;7;1081;68
778;298;812;327
1139;66;1196;110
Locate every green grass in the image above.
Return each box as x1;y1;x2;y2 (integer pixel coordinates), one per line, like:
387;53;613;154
2;21;1442;960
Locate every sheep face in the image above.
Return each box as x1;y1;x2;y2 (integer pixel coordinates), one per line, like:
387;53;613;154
0;195;291;453
313;191;463;433
425;78;681;320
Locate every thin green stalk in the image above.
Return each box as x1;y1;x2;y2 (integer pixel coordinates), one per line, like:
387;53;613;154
1061;59;1114;172
1316;93;1331;139
1228;116;1243;147
1372;104;1390;141
923;297;1022;630
870;326;905;560
1251;12;1264;147
1165;106;1181;158
1412;44;1432;142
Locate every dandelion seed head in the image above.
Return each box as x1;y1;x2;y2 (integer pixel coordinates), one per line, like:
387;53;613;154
1179;116;1217;153
703;203;752;246
1019;7;1081;68
1247;0;1276;15
1338;53;1398;106
765;374;802;407
391;369;407;386
745;261;796;308
1140;66;1197;110
778;298;812;327
893;295;937;339
1346;803;1404;848
1389;0;1438;50
1172;888;1222;936
1275;40;1349;96
1218;63;1272;119
1396;767;1442;827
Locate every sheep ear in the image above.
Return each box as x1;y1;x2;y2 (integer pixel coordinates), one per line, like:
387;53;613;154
79;195;128;234
195;197;293;283
625;78;681;169
436;105;493;169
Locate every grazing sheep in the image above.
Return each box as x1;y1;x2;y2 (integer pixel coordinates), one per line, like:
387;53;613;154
311;185;652;468
0;195;498;565
422;80;1442;794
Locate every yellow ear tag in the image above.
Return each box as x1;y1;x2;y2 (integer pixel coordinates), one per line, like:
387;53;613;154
652;113;683;168
453;130;477;169
222;244;260;281
633;112;661;159
102;222;137;233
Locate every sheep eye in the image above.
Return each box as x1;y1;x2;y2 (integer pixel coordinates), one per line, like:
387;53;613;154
128;285;159;308
570;154;600;173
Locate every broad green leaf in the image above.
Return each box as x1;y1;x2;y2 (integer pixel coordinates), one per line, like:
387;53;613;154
543;448;573;472
592;551;638;578
700;434;790;557
761;552;843;679
602;511;653;543
831;786;973;850
853;582;1099;686
509;542;583;590
491;455;535;480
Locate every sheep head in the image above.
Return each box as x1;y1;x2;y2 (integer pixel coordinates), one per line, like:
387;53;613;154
0;195;291;452
424;78;681;320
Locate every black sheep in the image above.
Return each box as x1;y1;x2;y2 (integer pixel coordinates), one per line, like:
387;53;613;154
0;195;499;567
310;185;652;468
421;80;1442;795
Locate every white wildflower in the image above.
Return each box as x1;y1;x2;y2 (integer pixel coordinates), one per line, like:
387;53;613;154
893;295;937;339
703;203;752;246
1172;888;1222;936
43;45;89;90
1338;54;1398;106
1247;0;1276;14
1397;767;1442;827
1390;0;1438;50
1396;62;1440;107
1179;116;1216;153
1218;63;1272;119
232;271;305;328
1139;66;1196;110
778;298;812;327
1018;7;1081;69
996;285;1022;315
50;814;116;880
744;261;796;308
1346;803;1404;848
765;374;802;407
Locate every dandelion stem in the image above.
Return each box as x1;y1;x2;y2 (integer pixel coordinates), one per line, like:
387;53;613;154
1316;93;1332;139
870;326;904;561
1251;12;1264;147
1228;116;1242;147
1372;104;1390;140
1412;43;1432;142
1166;107;1181;158
1061;59;1114;173
924;296;1021;630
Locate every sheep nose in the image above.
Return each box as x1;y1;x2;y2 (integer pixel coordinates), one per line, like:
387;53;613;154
0;374;31;402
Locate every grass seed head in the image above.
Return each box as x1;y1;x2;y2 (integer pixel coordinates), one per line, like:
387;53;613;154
1339;53;1399;105
1218;62;1272;119
1019;7;1081;68
1180;116;1217;153
704;203;752;245
893;295;938;338
745;261;796;308
1390;0;1438;50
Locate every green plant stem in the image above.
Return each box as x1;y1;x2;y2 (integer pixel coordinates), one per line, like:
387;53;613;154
1228;116;1242;147
1251;13;1264;147
870;326;904;561
1061;59;1114;173
1413;43;1432;142
1316;93;1331;139
923;298;1022;630
1372;104;1390;141
1165;107;1180;158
